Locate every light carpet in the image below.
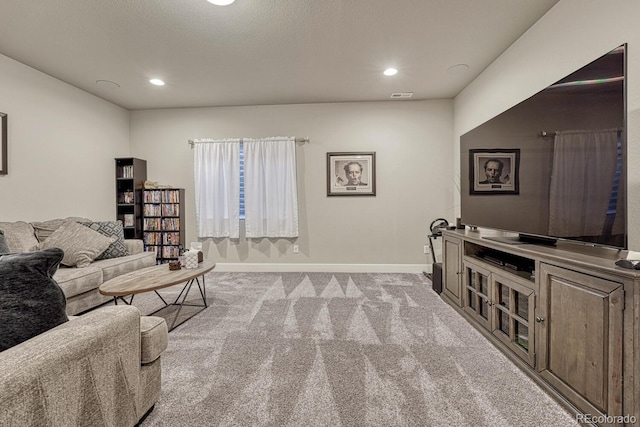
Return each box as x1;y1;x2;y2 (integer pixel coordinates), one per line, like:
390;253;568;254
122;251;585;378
124;272;578;427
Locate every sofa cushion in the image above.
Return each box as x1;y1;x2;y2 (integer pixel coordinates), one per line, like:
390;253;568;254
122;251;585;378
0;248;68;352
125;239;144;255
31;217;92;243
53;265;103;299
140;316;168;364
92;251;157;282
0;230;9;254
0;221;39;252
82;221;129;260
38;220;115;268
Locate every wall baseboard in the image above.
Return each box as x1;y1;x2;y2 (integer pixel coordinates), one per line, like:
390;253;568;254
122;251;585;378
212;263;432;273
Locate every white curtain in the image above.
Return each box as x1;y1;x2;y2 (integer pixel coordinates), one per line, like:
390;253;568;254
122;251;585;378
193;139;241;238
548;129;618;237
244;137;299;238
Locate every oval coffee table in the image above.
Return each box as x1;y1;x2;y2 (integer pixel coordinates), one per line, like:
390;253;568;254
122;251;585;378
99;261;215;331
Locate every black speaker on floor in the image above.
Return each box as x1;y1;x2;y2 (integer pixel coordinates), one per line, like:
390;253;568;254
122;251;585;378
432;262;443;294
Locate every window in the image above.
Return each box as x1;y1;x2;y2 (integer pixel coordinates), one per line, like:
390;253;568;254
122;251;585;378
194;137;298;239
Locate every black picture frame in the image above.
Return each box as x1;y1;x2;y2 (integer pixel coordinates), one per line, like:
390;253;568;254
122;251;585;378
327;152;376;196
469;149;520;195
0;113;6;175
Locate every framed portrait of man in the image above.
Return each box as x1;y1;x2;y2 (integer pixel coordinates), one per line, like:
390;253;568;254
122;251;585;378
327;152;376;196
470;149;519;194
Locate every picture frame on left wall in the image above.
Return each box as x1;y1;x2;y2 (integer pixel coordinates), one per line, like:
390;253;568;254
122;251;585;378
327;152;376;196
0;113;6;175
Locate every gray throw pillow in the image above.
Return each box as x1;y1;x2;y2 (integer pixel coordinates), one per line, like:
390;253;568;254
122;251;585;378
0;221;39;252
0;230;9;254
31;217;92;243
0;248;68;352
38;220;115;268
82;221;129;260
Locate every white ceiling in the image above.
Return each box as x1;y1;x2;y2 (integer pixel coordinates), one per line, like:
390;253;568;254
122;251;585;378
0;0;559;110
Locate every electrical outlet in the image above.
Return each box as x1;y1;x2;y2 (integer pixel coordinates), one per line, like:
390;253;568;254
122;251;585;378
293;245;299;254
424;245;430;254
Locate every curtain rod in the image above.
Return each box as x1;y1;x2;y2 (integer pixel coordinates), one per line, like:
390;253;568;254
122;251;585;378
188;137;310;146
539;128;623;138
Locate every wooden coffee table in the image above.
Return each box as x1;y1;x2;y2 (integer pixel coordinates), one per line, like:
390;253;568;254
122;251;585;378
99;261;215;331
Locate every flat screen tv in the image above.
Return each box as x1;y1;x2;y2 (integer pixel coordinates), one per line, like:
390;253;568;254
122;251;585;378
460;44;626;249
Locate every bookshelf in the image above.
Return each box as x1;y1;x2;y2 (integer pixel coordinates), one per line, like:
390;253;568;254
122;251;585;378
142;188;185;263
115;158;147;239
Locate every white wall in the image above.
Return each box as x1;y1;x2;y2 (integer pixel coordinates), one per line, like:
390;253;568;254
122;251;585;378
0;54;130;221
454;0;640;249
130;100;453;271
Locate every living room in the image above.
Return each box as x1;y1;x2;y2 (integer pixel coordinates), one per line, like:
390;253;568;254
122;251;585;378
1;0;640;425
1;1;638;269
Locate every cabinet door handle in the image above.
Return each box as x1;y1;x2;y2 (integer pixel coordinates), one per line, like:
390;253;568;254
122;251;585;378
535;316;544;323
456;272;463;275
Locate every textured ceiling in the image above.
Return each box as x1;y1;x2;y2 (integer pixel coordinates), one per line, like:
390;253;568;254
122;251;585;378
0;0;559;110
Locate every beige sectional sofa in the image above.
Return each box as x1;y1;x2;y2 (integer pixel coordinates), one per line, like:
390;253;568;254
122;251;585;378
0;219;157;315
57;238;156;315
0;305;168;427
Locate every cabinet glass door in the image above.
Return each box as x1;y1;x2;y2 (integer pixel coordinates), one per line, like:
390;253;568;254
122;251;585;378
492;273;535;366
463;260;492;330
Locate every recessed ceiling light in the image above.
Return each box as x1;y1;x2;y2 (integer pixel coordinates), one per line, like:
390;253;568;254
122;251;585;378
207;0;235;5
384;68;398;76
446;64;470;75
149;79;165;86
95;80;120;90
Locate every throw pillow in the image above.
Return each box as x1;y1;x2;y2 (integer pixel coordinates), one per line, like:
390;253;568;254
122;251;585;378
82;221;129;260
0;248;68;352
31;217;93;243
0;230;10;254
38;220;115;268
0;221;39;252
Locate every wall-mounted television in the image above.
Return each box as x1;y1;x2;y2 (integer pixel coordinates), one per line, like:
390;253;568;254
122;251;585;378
460;44;626;249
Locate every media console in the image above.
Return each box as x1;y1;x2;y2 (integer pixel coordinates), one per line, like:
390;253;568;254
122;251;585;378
440;228;640;426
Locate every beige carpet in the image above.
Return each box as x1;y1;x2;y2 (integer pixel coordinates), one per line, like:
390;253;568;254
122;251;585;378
126;271;578;427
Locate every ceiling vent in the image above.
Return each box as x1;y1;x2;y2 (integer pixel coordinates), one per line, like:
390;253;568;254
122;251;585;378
390;92;414;99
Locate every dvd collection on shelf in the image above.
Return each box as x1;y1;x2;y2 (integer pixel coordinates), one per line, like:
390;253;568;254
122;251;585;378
143;232;181;245
162;204;180;216
118;191;135;204
144;246;181;259
143;204;162;216
123;214;134;227
117;165;135;179
141;188;185;263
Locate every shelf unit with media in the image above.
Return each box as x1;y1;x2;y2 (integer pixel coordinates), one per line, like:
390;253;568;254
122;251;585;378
115;158;147;239
142;188;185;263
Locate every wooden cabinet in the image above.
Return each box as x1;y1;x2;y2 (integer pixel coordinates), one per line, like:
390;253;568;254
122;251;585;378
115;158;146;239
440;229;638;425
442;235;463;306
142;188;185;263
537;263;623;419
462;258;536;366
